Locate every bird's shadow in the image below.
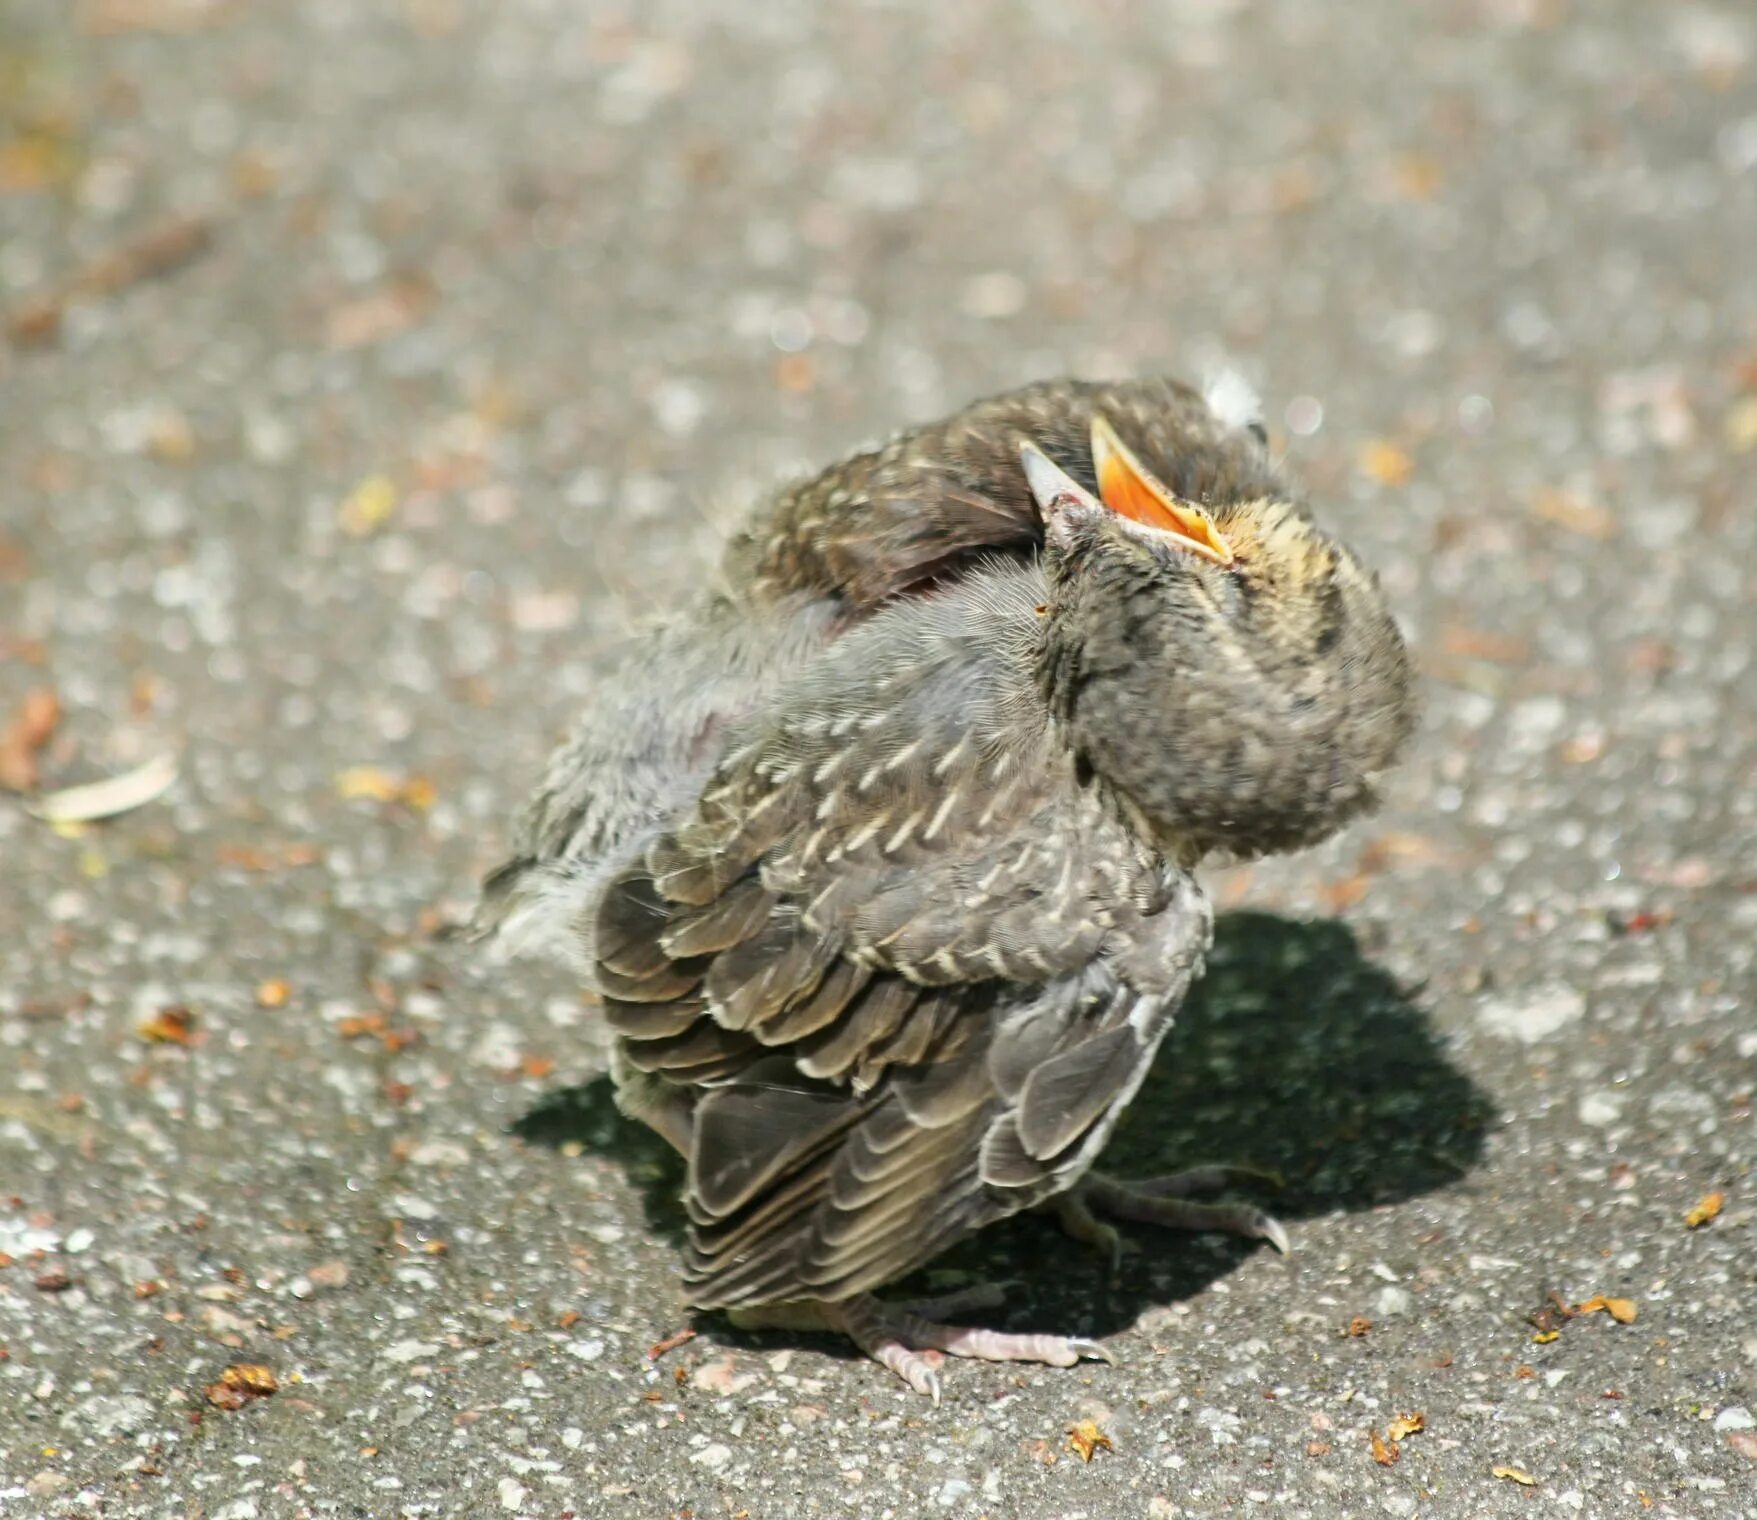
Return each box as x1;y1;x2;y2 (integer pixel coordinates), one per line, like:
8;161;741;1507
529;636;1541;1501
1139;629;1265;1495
512;911;1493;1345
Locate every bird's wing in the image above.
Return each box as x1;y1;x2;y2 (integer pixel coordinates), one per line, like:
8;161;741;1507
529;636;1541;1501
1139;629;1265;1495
729;376;1284;610
591;598;1212;1306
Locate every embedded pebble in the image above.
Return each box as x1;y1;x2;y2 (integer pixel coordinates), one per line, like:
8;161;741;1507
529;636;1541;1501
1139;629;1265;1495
1478;984;1587;1044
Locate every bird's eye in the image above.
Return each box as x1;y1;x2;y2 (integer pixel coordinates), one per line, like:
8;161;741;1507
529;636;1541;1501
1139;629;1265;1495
1247;421;1269;446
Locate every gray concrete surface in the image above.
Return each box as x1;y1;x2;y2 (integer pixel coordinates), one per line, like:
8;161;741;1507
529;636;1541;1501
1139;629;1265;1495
2;1;1754;1515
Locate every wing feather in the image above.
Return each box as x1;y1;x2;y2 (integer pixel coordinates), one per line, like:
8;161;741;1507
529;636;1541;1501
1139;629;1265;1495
590;575;1213;1308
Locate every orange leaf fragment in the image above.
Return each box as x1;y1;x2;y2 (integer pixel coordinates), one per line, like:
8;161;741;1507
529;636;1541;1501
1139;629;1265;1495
1068;1419;1113;1463
1391;153;1444;202
647;1327;697;1361
1441;625;1531;664
1576;1295;1638;1325
0;687;61;793
336;1014;387;1040
334;766;438;810
334;766;402;803
255;979;291;1009
1492;1465;1537;1486
138;1006;196;1046
1387;1412;1426;1442
1358;439;1414;487
1530;488;1618;540
1684;1190;1725;1228
1370;1428;1400;1467
337;475;399;537
205;1362;278;1409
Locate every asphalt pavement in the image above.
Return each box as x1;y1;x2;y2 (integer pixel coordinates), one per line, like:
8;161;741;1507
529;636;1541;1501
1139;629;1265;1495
1;1;1753;1516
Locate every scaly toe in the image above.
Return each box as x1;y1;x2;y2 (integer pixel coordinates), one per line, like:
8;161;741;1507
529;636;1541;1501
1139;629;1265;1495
1081;1175;1293;1255
1046;1189;1127;1278
896;1312;1114;1368
826;1292;1113;1396
1125;1163;1285;1198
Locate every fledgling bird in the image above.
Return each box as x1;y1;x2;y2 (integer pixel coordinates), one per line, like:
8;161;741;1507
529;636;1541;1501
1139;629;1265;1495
478;376;1417;1400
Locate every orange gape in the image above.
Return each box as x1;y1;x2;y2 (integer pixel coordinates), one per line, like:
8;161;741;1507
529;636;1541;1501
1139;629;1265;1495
1090;416;1235;565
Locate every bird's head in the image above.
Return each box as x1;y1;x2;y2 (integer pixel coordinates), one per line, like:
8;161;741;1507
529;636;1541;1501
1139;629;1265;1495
1023;418;1417;863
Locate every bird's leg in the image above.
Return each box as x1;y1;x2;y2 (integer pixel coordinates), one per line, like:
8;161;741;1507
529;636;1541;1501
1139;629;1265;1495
1071;1167;1291;1256
816;1293;1111;1404
1044;1189;1125;1277
885;1281;1014;1318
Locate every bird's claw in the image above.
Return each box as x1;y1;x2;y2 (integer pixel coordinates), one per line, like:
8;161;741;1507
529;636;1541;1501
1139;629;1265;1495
1071;1169;1293;1257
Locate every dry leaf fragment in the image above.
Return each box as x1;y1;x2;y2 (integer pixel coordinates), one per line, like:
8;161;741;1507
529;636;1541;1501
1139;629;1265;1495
1441;625;1531;664
1560;733;1605;764
334;765;400;802
255;979;291;1009
1387;1412;1426;1442
337;475;399;537
223;1363;278;1395
138;1006;196;1046
1068;1419;1113;1462
1392;152;1444;201
1725;396;1757;455
775;352;816;394
1531;1330;1560;1344
1530;488;1618;540
1347;1316;1373;1338
205;1363;278;1409
1370;1428;1399;1466
1492;1465;1537;1486
1685;1190;1725;1228
306;1260;350;1290
6;215;214;348
0;687;61;792
1358;440;1414;487
25;752;178;823
1576;1295;1638;1324
334;766;435;809
335;1014;387;1040
217;841;323;872
325;273;436;350
648;1327;697;1361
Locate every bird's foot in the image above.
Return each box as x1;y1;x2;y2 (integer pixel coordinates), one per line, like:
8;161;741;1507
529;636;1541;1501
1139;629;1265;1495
821;1291;1111;1404
1056;1165;1290;1262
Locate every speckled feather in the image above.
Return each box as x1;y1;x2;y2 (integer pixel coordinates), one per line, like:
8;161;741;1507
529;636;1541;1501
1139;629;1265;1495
478;376;1286;966
595;567;1211;1306
479;375;1415;1315
724;375;1287;611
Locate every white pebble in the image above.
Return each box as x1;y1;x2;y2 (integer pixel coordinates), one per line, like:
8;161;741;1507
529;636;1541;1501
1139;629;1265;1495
1478;984;1586;1044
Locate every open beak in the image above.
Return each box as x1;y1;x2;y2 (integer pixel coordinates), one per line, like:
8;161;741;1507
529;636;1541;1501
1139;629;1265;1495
1090;416;1234;565
1019;440;1103;520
